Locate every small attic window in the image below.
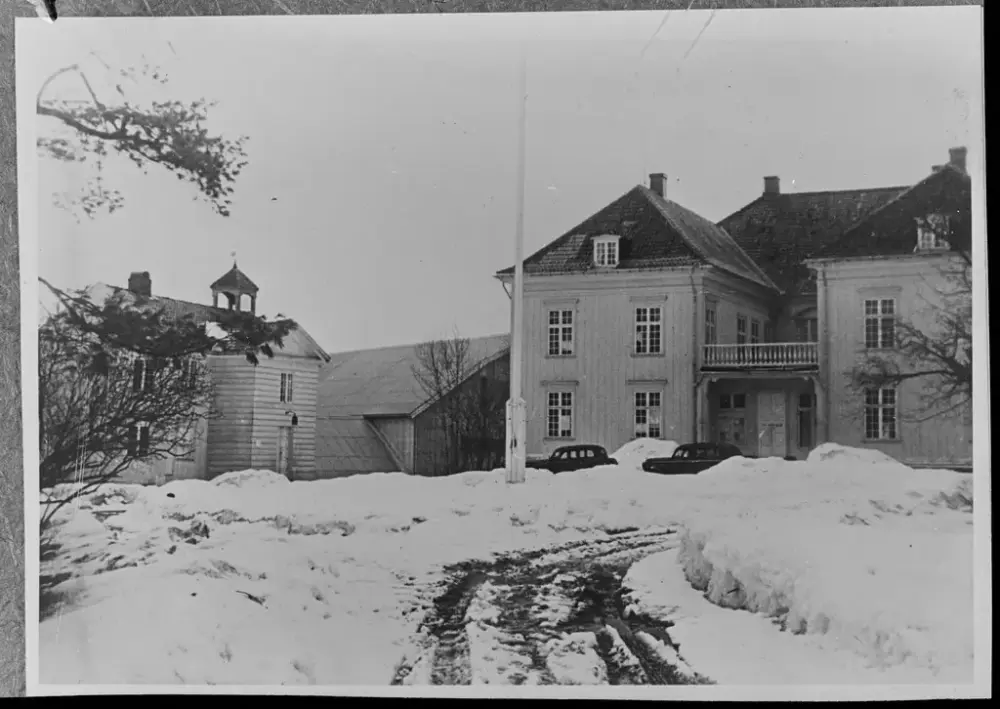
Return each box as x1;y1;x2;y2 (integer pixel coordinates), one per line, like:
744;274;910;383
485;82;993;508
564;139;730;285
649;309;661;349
593;236;620;268
915;213;951;252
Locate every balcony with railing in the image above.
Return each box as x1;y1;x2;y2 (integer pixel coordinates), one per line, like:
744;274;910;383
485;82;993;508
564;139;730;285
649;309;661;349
702;342;819;371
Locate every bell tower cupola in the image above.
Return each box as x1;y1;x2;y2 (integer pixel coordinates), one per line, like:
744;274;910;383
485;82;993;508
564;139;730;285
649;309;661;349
210;259;259;315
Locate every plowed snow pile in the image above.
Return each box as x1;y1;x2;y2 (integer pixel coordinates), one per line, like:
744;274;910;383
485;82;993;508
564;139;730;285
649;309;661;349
611;438;679;471
39;444;974;686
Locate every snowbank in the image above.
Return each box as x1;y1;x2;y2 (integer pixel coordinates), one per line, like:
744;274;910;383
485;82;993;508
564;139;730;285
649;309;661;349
39;443;974;686
611;438;679;471
626;447;975;682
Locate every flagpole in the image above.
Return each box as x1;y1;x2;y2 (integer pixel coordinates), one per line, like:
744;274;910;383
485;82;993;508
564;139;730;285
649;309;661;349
506;50;528;485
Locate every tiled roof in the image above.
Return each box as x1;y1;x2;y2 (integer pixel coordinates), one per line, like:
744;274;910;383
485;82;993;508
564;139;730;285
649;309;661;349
85;283;329;361
314;417;399;476
718;184;908;294
317;334;511;418
210;264;259;293
496;186;779;292
812;164;971;260
87;283;226;321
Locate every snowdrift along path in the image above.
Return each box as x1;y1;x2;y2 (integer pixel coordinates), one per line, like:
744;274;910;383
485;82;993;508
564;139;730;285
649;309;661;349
38;444;974;686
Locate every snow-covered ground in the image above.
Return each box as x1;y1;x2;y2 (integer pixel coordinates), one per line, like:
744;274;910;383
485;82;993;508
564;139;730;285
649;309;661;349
38;444;974;687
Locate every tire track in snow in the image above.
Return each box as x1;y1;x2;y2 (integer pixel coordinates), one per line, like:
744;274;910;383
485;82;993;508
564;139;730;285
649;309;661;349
394;528;713;685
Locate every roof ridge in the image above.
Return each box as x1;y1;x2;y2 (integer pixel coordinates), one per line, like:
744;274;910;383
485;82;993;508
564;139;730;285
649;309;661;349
778;184;912;198
326;332;510;359
716;184;913;227
814;164;969;259
639;187;780;292
494;185;639;276
98;284;219;313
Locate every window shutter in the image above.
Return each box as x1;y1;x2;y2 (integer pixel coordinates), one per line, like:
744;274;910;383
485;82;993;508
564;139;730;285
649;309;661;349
138;424;150;456
280;373;287;402
288;374;294;402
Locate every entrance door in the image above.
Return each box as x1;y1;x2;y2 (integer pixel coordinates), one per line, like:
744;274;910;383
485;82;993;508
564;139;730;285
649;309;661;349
757;391;787;458
717;416;747;453
276;426;294;479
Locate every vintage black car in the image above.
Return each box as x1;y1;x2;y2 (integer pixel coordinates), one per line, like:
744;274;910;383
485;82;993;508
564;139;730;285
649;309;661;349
641;442;745;475
525;444;619;473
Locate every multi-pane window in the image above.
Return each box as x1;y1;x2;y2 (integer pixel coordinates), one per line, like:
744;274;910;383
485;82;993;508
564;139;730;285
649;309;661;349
132;356;154;393
864;386;898;440
634;391;662;439
280;372;294;403
547;309;574;356
705;304;717;345
797;393;814;448
127;421;151;457
796;318;819;343
864;299;896;349
736;315;748;345
593;238;619;267
635;306;663;355
546;391;574;438
750;319;761;345
915;213;951;251
719;393;747;410
180;358;199;389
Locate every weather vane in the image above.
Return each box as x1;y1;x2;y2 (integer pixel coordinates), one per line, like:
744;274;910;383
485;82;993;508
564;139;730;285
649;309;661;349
231;250;237;268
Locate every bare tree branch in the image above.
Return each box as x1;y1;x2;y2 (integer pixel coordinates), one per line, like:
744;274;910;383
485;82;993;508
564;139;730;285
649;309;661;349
847;248;972;425
36;61;249;218
37;280;298;528
411;333;508;475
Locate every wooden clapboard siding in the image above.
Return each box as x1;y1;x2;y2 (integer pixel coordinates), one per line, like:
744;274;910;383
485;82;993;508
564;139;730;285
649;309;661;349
820;255;971;465
702;271;773;346
369;417;415;472
250;355;322;478
411;353;508;475
171;410;210;480
412;413;449;476
521;270;700;457
205;355;257;476
117;401;211;485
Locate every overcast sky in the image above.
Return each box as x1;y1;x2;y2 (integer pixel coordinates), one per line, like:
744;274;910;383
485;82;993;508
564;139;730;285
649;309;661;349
18;8;982;353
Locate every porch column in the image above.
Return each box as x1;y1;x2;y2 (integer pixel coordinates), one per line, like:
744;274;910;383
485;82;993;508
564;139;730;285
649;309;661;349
816;268;829;388
813;376;829;444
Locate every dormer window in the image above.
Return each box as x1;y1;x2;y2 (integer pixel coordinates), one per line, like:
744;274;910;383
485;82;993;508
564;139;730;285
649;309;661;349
593;236;620;268
915;213;951;252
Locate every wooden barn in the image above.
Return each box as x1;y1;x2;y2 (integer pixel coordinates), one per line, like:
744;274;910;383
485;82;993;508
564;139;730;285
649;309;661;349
315;335;510;477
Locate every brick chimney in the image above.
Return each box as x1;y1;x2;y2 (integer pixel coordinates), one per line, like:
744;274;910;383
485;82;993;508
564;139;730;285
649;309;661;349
649;173;666;198
128;271;151;297
948;146;967;173
763;176;780;196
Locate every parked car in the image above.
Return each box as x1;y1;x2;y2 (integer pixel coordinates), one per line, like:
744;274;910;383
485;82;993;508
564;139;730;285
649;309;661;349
641;442;745;476
525;444;619;473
